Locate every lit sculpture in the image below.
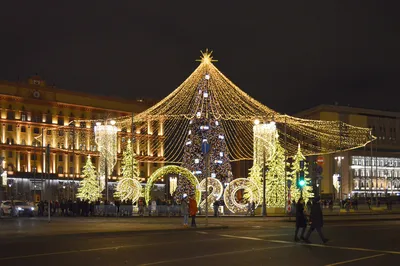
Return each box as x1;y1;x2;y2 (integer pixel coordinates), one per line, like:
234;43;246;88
199;177;223;212
94;121;118;192
224;178;261;213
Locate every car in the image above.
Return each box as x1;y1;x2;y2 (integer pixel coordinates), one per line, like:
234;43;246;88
0;201;35;217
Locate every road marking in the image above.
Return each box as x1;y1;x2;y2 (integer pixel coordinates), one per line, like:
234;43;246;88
218;235;400;255
0;237;228;261
258;234;288;238
138;244;295;265
219;234;263;241
324;254;385;266
197;231;208;234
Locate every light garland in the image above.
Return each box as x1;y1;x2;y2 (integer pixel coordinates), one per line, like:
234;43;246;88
35;51;374;167
199;177;223;212
223;178;261;213
76;155;102;202
144;165;201;205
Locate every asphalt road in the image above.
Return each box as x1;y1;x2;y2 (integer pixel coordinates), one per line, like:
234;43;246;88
0;219;399;265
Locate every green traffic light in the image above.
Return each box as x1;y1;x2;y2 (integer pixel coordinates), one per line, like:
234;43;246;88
299;180;306;187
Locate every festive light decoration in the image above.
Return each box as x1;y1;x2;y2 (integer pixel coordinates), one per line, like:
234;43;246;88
76;155;102;202
125;50;374;162
244;163;263;201
94;121;118;190
333;174;341;192
36;51;374;170
289;144;314;202
199;177;223;212
145;165;201;205
253;122;277;165
224;178;261;213
265;136;286;208
169;177;177;195
181;67;232;184
114;139;142;203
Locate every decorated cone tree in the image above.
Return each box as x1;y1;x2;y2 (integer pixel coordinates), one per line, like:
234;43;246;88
289;144;314;202
77;155;102;202
244;163;262;201
265;137;286;208
181;70;232;186
115;139;141;202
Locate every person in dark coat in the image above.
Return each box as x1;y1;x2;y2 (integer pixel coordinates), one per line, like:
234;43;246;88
304;196;328;244
294;198;307;242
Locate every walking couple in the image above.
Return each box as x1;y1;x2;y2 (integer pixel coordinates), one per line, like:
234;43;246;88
295;196;329;244
181;194;197;228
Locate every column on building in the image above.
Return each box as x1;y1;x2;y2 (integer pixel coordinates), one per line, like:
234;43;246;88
27;152;31;172
64;153;68;176
16;151;20;172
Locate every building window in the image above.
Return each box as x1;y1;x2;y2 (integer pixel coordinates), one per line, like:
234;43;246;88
58;117;64;125
69;167;74;174
58;155;63;162
70;156;74;162
81;156;85;163
140;162;144;166
33;127;40;134
57;166;63;174
21;126;26;133
21;139;26;145
80;122;86;128
7;110;15;120
32;154;37;161
58;130;64;136
8;151;12;158
153;162;158;167
7;125;13;131
20;153;24;160
21;114;26;121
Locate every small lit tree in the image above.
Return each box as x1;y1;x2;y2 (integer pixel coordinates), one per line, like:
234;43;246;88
115;139;142;202
77;155;102;202
265;137;286;208
289;144;313;202
244;163;262;201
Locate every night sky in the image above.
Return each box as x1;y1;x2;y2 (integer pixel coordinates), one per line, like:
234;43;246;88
1;1;399;115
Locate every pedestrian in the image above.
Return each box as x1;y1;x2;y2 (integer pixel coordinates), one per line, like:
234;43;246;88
214;200;220;217
304;196;329;244
294;198;307;242
151;199;157;216
189;194;198;228
181;196;189;227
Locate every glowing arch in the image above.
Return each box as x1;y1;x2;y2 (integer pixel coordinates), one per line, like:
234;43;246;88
145;165;201;205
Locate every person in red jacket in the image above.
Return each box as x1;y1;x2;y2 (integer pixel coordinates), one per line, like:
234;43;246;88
189;195;198;228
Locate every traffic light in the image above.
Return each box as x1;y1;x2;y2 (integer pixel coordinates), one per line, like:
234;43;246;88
298;170;306;188
297;160;306;188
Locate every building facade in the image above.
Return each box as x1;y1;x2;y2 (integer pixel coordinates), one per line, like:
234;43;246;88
0;76;164;202
296;105;400;200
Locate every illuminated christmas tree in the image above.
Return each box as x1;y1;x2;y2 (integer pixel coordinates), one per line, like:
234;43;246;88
289;144;314;202
181;71;232;185
115;139;142;202
265;138;286;208
244;163;262;201
77;155;102;202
